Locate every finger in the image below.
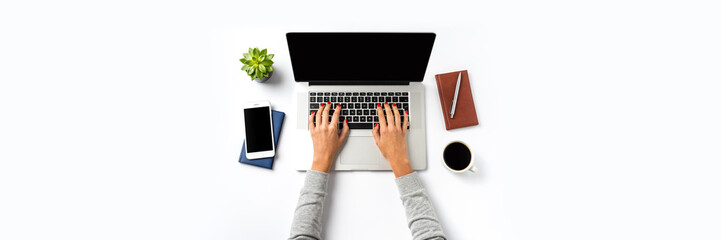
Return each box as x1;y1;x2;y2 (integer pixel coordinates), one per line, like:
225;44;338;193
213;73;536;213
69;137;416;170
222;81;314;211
371;122;380;144
402;109;409;133
384;102;394;130
322;101;331;125
308;111;316;130
376;103;387;129
331;104;341;126
315;103;324;126
339;119;350;143
392;103;401;128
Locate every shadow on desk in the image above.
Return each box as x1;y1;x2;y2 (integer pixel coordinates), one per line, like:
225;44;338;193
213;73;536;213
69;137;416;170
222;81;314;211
254;66;287;88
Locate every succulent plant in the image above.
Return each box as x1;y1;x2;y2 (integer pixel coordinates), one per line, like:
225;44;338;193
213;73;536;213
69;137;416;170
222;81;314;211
240;48;274;80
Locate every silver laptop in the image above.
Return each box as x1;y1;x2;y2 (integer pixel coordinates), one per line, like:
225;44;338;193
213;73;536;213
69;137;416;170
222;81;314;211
288;32;436;171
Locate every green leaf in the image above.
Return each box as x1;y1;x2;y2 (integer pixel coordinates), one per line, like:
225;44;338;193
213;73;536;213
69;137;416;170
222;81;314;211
260;48;267;56
259;56;265;62
241;65;248;71
248;67;255;75
258;64;266;73
268;66;274;72
266;54;274;60
243;53;250;59
239;58;247;64
262;60;273;66
253;48;259;57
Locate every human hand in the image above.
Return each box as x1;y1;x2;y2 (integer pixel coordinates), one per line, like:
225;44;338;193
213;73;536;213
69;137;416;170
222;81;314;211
372;102;413;177
309;102;350;173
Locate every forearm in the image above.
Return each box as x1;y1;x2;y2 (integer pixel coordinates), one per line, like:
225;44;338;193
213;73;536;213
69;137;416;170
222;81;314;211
311;155;333;173
389;157;414;178
289;170;330;240
395;172;447;240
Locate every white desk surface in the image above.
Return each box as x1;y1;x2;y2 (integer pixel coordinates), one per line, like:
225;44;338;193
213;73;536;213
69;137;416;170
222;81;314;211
2;1;721;240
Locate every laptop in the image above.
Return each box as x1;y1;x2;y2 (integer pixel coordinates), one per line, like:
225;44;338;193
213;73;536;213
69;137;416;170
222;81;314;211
287;32;436;171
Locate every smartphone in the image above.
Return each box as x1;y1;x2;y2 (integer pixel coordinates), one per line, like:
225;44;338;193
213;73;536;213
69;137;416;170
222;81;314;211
243;101;275;159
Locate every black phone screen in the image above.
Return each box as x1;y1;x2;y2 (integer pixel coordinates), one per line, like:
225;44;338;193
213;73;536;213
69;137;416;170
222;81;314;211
244;107;273;153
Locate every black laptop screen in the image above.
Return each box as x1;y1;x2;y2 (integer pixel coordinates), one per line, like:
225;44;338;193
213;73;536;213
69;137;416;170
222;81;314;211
286;33;435;82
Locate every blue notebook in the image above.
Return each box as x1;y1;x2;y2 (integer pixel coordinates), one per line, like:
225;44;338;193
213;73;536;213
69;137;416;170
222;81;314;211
238;110;285;169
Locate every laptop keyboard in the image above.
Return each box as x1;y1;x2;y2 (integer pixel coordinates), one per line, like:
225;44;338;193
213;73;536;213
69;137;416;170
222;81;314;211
309;91;410;129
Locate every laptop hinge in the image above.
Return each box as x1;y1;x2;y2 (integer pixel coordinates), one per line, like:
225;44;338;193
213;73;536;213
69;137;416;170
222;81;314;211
309;81;410;86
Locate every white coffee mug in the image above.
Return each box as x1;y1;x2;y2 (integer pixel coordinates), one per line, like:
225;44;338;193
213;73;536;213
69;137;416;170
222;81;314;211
442;141;477;173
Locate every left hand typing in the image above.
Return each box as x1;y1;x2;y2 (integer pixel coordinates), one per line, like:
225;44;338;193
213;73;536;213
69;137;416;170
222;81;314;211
308;102;350;172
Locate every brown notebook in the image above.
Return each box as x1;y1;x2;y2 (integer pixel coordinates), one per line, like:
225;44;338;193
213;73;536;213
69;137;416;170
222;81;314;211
435;70;479;130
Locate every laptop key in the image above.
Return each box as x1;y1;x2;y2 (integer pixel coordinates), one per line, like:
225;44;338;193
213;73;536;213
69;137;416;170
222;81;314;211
402;92;408;96
310;97;316;102
360;116;366;122
360;92;366;96
392;97;398;102
310;103;319;109
310;92;317;96
400;97;408;102
374;92;380;96
341;123;373;129
324;92;331;96
381;92;387;96
331;97;337;102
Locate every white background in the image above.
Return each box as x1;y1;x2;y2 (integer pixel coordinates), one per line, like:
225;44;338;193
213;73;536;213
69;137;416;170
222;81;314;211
1;0;720;239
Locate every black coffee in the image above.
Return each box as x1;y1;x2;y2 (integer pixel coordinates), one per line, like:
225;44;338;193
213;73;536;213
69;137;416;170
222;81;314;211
443;142;472;170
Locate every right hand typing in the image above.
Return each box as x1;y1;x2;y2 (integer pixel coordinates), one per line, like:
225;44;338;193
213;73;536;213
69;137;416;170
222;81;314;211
372;102;413;177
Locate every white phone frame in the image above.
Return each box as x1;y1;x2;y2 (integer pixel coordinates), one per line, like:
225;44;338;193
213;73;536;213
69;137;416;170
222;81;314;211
243;101;275;159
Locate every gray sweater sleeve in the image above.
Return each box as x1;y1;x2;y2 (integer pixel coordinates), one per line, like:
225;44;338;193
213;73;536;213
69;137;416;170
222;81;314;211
288;171;446;240
289;170;329;240
395;172;447;240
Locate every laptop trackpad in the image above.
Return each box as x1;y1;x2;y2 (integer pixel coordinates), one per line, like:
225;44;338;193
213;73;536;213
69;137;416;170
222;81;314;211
339;137;381;165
